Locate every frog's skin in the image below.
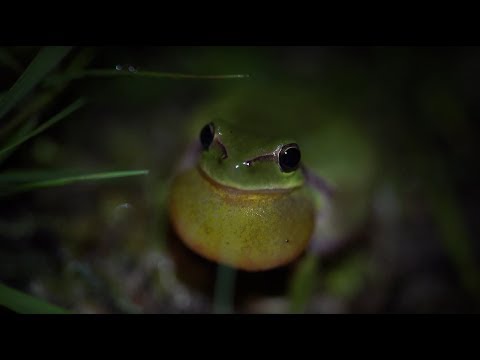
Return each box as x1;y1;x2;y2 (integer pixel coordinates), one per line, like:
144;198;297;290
168;120;328;271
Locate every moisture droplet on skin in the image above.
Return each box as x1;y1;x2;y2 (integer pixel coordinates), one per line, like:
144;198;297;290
111;203;133;224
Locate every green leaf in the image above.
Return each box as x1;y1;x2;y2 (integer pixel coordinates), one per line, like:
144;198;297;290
0;98;85;156
0;282;69;314
0;169;149;196
0;46;72;121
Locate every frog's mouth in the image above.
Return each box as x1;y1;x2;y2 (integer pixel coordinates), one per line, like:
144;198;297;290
196;165;300;195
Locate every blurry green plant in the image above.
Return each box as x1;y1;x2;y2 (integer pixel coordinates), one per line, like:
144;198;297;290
0;46;247;314
0;282;69;314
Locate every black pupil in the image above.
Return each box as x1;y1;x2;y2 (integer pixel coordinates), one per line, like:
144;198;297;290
279;145;301;172
200;123;214;150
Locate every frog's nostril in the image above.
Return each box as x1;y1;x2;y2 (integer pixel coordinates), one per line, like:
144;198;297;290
215;138;228;160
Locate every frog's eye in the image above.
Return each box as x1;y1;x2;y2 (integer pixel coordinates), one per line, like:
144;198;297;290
279;143;301;173
200;122;215;150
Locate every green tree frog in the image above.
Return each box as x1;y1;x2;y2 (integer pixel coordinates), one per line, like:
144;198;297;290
168;119;333;271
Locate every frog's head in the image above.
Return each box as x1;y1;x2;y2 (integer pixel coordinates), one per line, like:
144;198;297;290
198;119;304;191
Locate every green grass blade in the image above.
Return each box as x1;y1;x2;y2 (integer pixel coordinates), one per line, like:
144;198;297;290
18;169;150;188
0;90;55;139
0;98;85;156
0;46;72;121
82;69;249;79
0;48;23;73
0;282;69;314
45;68;250;86
0;169;82;184
0;118;37;164
1;170;149;196
0;48;94;140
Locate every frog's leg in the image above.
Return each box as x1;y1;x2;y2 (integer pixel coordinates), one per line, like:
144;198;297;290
301;165;344;257
289;167;341;313
174;140;202;174
302;165;335;199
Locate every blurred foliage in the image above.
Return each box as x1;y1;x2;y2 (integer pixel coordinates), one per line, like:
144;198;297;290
0;46;479;313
